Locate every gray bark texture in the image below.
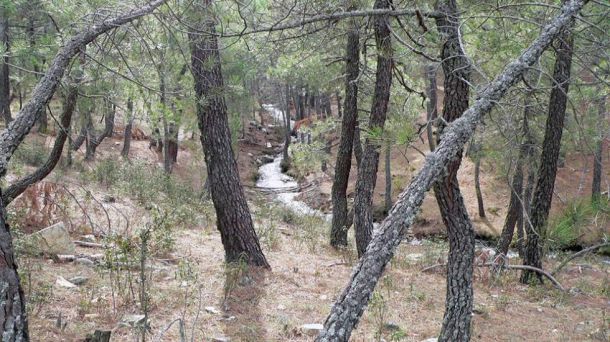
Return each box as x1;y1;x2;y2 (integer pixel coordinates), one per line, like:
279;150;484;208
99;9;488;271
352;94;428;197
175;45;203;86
432;1;475;340
189;0;269;268
330;24;360;247
121;97;134;158
0;5;11;126
592;93;606;200
522;15;575;284
315;1;587;340
353;0;393;257
0;1;167;340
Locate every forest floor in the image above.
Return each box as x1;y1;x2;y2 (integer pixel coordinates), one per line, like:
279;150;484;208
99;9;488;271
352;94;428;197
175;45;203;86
7;109;610;341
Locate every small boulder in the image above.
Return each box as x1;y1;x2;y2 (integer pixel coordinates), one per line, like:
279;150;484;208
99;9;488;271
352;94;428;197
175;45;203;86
68;276;89;285
55;276;77;289
120;314;146;327
27;222;75;255
300;323;324;337
261;155;274;164
420;339;438;342
75;258;95;267
205;306;220;315
212;337;230;342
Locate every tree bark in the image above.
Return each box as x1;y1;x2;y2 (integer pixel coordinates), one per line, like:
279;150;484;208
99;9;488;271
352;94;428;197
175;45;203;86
353;0;393;257
471;138;486;218
431;1;475;340
0;5;11;126
330;24;360;248
592;93;606;201
0;1;167;339
315;2;586;340
189;0;269;268
522;18;574;284
280;83;291;171
335;91;342;118
121;97;134;158
3;82;79;205
425;64;438;151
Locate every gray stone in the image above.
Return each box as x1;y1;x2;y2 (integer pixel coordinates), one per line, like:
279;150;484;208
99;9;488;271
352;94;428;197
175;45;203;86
68;276;89;285
27;222;75;255
55;276;77;288
212;337;230;342
120;314;146;327
205;306;220;315
300;323;324;337
261;155;274;164
420;339;438;342
75;258;95;267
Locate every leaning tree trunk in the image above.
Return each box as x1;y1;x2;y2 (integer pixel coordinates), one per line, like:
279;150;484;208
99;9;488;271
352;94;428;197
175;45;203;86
353;0;392;257
315;2;586;340
0;1;167;339
471;137;486;218
0;6;11;126
189;0;269;268
384;143;392;213
3;81;79;205
432;1;475;340
592;93;606;201
121;97;134;158
522;18;574;284
330;23;360;248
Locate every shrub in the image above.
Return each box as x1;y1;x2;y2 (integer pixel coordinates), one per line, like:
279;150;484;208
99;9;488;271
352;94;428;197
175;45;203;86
14;142;48;167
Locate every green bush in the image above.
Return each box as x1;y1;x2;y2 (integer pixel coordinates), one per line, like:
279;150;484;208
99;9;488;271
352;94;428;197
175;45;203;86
13;142;48;167
547;198;609;250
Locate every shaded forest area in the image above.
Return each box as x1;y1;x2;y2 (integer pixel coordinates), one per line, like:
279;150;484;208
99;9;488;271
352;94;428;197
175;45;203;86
0;0;608;341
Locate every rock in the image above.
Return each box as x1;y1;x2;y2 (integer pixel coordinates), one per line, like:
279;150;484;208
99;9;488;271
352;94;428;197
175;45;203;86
55;276;77;288
80;235;97;243
247;152;254;157
68;276;89;285
319;295;328;301
84;313;100;320
212;337;230;342
205;306;220;315
27;222;75;255
102;195;116;203
300;323;324;337
75;258;95;267
120;314;146;327
420;339;438;342
266;142;272;148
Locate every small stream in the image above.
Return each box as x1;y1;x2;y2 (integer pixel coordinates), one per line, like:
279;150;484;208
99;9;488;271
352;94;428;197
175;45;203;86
255;104;519;257
256;104;330;220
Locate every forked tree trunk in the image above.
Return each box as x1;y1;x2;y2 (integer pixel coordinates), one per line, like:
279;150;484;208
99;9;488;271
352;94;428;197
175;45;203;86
432;1;475;340
85;100;115;161
592;93;606;201
330;24;360;247
3;82;79;204
353;0;393;257
0;1;168;339
189;0;269;268
315;1;586;340
522;18;574;284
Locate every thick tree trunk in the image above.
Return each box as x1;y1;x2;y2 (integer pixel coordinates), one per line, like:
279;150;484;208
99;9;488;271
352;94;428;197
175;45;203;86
592;93;606;201
0;6;11;126
353;0;392;257
0;1;167;338
432;1;475;340
189;0;269;268
315;2;586;340
121;98;134;158
522;20;574;284
425;64;438;151
353;121;363;168
330;25;360;248
3;83;78;204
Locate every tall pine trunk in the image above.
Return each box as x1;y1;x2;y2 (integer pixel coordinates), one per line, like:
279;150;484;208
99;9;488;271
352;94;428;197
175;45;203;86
353;0;392;257
122;97;134;158
592;93;606;201
0;5;11;126
330;24;360;247
522;20;574;284
432;1;475;340
189;0;269;268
